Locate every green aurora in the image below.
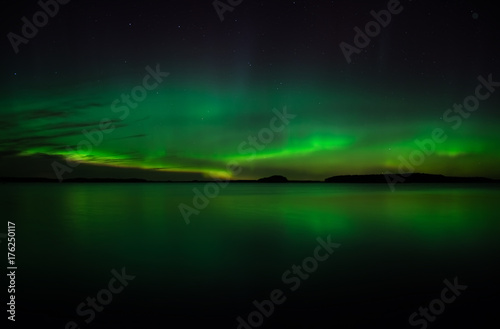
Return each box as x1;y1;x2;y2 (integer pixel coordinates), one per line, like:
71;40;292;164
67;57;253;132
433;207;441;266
2;1;499;180
1;73;499;180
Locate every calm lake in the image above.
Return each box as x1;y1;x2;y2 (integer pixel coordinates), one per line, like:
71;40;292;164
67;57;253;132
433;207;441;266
3;183;499;328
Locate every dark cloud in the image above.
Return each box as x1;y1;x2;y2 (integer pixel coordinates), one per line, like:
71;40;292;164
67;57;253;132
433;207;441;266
108;134;148;141
0;101;108;132
38;118;122;131
0;153;204;181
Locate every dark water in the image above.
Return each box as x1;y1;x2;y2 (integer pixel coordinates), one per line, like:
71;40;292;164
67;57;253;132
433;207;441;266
2;183;499;328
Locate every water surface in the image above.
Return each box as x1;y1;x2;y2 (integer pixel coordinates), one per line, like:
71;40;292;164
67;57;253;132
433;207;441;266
3;183;499;328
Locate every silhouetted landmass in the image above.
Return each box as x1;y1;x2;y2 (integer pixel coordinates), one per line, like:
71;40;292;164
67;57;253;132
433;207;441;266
0;173;498;184
257;175;289;183
325;173;499;183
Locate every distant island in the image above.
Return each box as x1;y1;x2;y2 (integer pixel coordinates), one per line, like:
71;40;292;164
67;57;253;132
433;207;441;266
324;173;498;184
257;175;289;183
0;173;498;183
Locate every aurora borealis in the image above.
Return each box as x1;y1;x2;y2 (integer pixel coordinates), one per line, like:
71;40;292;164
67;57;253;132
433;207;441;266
1;0;500;180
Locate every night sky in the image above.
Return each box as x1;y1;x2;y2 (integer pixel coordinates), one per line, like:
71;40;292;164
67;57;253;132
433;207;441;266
1;0;499;180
